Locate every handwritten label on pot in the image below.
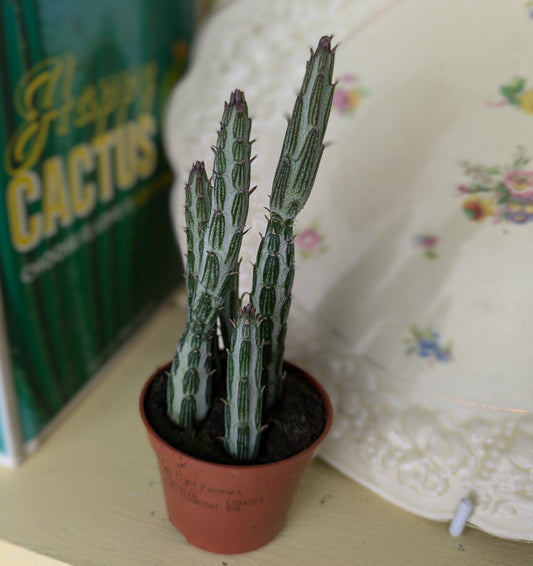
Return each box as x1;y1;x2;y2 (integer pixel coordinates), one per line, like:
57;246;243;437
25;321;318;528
161;465;264;512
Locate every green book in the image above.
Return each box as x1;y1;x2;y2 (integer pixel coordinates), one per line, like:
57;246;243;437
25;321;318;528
0;0;196;466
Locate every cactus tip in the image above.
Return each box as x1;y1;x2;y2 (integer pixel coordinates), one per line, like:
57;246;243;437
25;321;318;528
229;89;247;111
318;35;333;51
241;303;255;316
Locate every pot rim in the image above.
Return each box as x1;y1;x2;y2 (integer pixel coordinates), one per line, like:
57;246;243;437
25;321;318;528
139;359;333;471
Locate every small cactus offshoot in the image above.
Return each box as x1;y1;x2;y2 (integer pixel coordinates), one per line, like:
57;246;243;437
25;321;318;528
224;305;264;462
167;36;336;461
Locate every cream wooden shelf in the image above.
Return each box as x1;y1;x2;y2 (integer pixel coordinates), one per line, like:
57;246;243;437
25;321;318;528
0;289;530;566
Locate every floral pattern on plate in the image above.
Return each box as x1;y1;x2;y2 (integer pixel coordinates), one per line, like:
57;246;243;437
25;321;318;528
405;325;453;364
497;77;533;114
332;74;369;115
294;219;328;259
413;234;439;259
457;148;533;225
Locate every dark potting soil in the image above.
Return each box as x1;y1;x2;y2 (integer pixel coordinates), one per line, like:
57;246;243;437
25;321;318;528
143;361;327;465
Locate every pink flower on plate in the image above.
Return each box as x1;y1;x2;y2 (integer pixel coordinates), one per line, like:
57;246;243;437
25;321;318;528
503;169;533;198
414;233;439;259
415;234;438;248
332;73;368;115
332;89;358;114
295;228;322;253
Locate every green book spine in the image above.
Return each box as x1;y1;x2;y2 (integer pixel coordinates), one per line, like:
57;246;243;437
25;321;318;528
0;0;195;465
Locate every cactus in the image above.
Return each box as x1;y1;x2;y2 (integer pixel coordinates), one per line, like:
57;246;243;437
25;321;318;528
250;35;335;408
224;304;264;462
167;90;252;428
167;36;336;461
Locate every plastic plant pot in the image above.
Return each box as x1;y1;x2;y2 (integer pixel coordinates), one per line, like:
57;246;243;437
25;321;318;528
140;361;333;554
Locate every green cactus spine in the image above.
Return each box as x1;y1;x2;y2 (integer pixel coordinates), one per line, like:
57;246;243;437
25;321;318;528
251;35;335;408
224;304;264;462
168;90;253;428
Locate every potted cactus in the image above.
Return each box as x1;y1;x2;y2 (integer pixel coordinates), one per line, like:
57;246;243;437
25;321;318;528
140;36;335;554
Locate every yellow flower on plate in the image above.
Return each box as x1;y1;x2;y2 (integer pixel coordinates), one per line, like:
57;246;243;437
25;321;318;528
519;89;533;114
347;89;360;110
507;201;523;212
462;196;495;221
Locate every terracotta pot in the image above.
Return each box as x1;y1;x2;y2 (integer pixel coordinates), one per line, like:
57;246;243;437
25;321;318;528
139;361;333;554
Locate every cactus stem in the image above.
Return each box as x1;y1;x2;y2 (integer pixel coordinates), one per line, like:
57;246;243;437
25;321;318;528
224;304;263;461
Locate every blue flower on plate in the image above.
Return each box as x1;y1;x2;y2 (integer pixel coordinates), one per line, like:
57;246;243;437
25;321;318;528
406;325;453;363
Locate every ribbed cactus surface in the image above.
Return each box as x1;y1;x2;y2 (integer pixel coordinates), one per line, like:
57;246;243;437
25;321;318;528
183;161;211;308
168;90;252;428
270;35;335;220
250;217;293;408
251;35;335;408
224;305;264;462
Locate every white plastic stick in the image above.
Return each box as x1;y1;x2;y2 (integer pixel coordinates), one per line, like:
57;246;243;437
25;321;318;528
449;497;474;537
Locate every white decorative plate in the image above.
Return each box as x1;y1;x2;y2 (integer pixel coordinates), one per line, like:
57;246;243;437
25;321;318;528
164;0;533;541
